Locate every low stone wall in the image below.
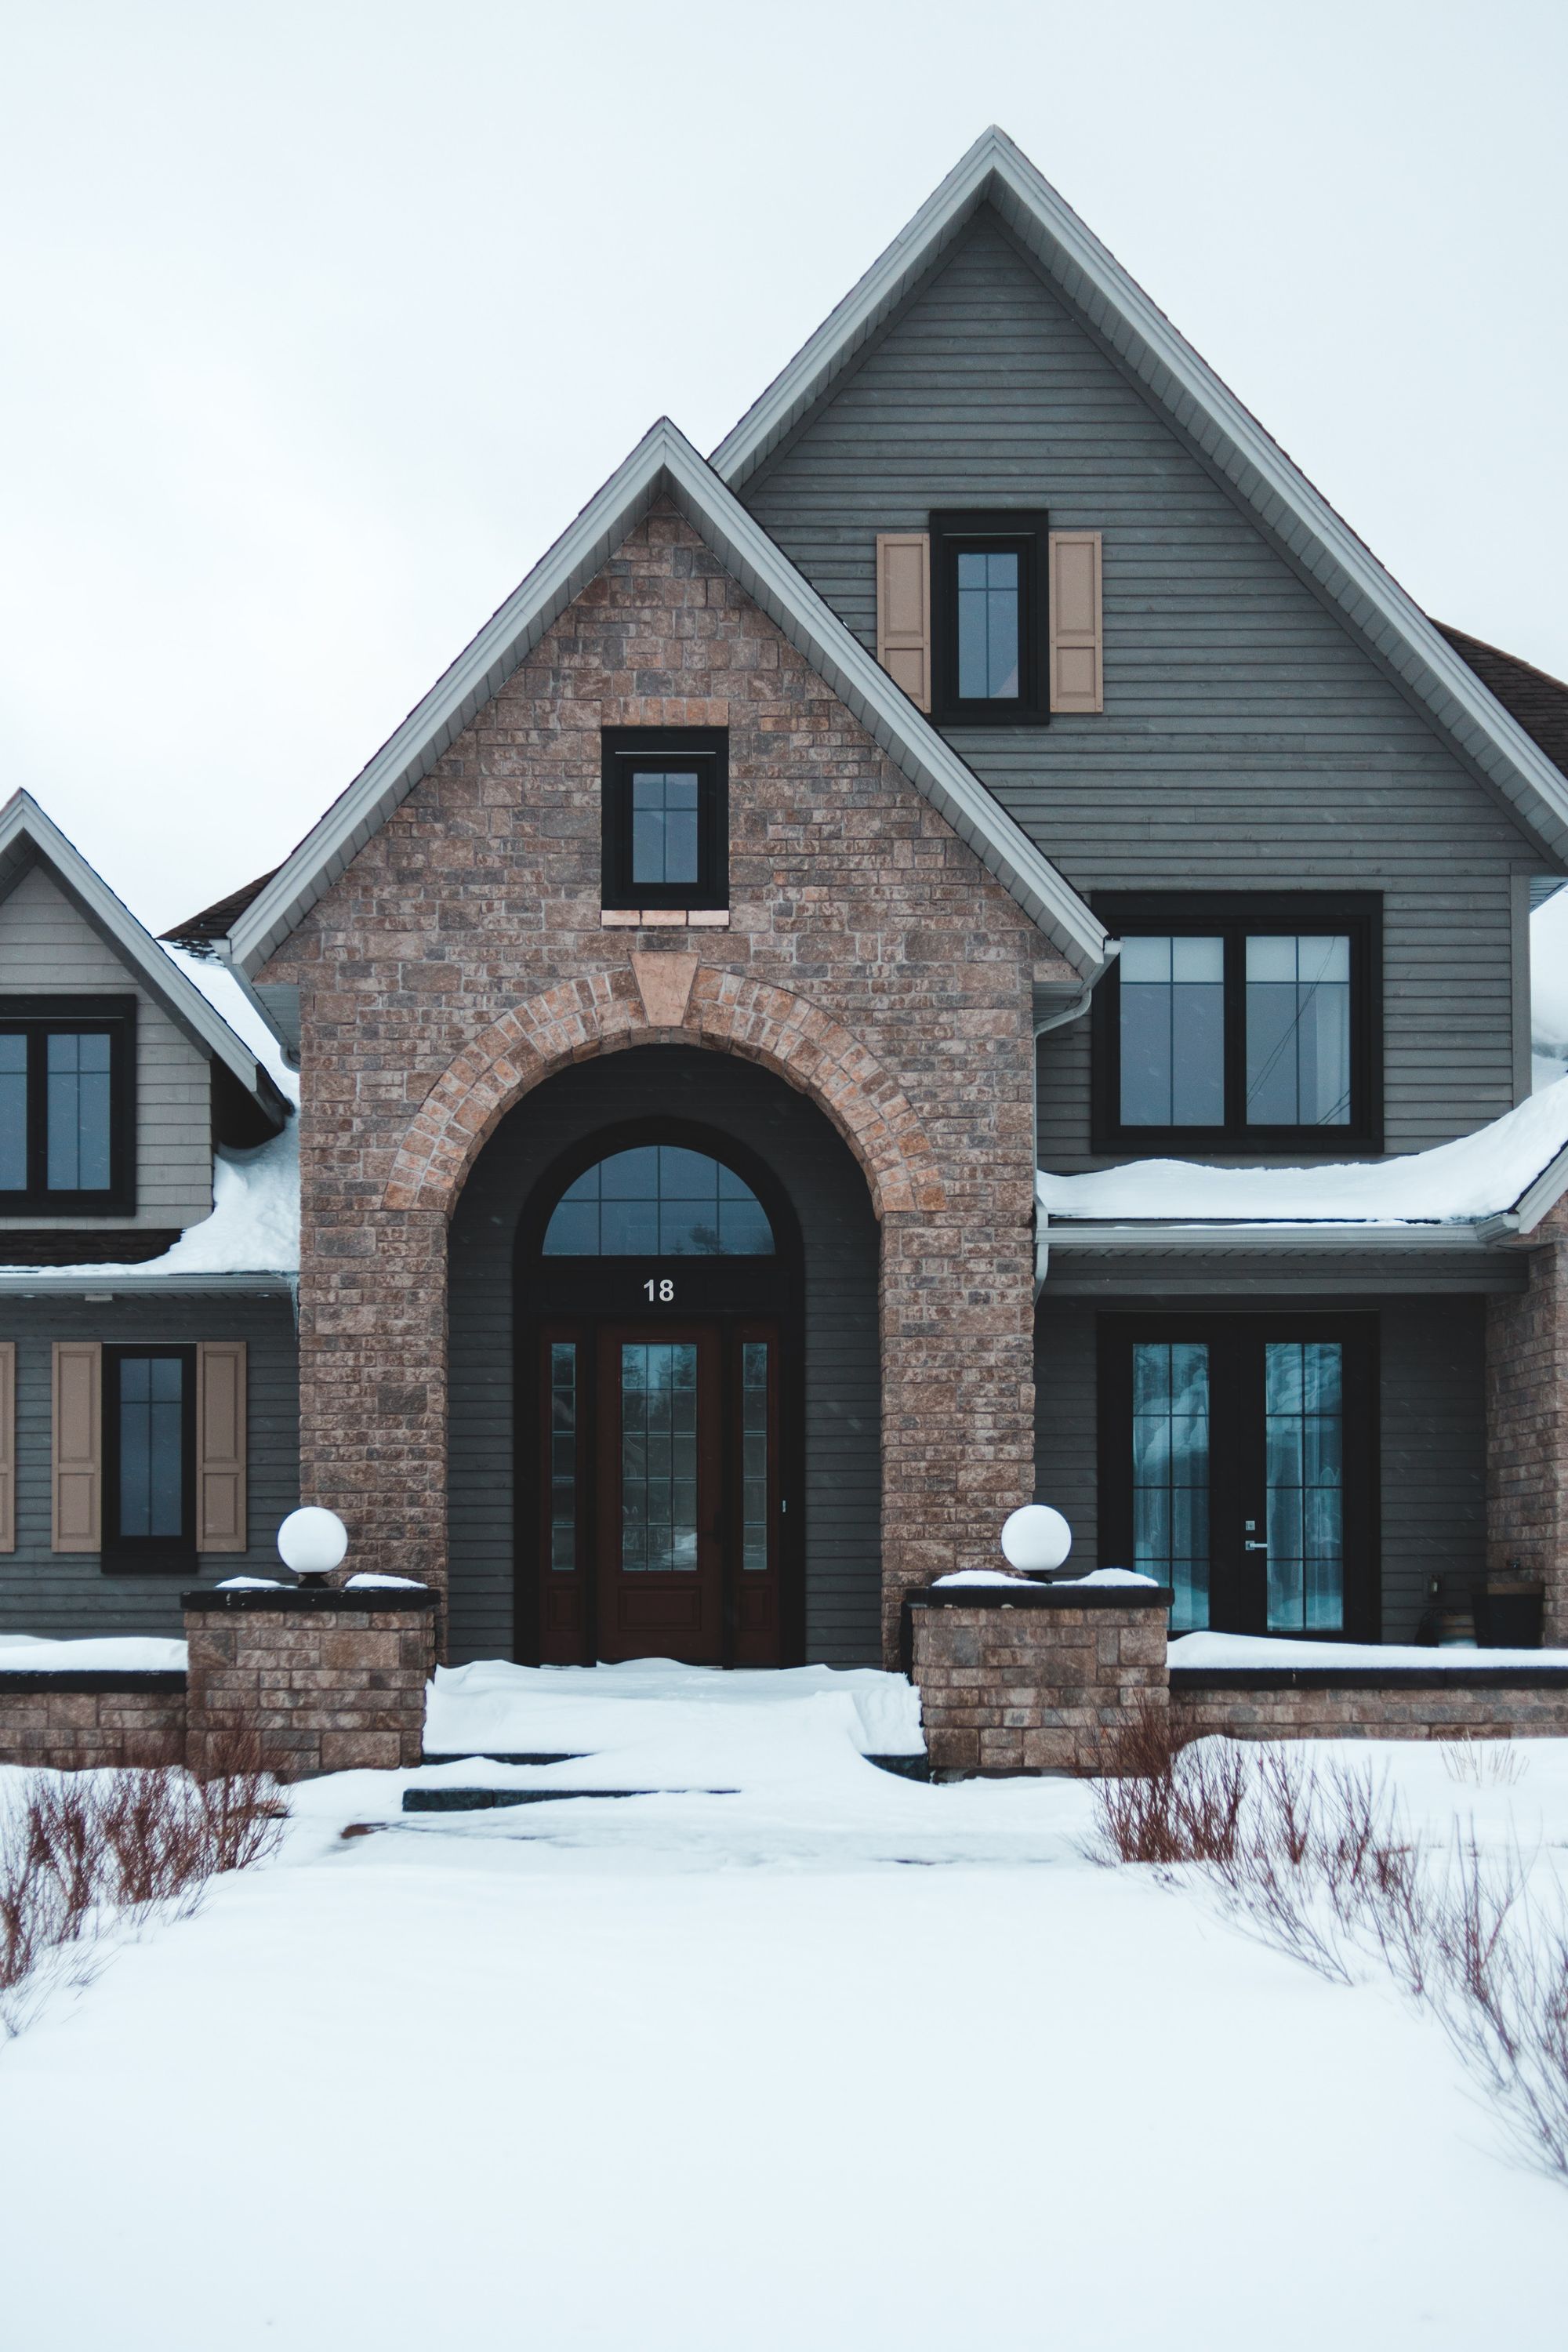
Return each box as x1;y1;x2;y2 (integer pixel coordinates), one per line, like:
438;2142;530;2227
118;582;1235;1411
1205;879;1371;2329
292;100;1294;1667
1172;1668;1568;1743
906;1584;1173;1775
0;1672;187;1769
183;1588;438;1779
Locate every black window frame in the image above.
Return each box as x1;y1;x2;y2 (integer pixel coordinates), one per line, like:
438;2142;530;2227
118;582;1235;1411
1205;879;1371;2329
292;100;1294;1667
1091;892;1382;1155
1097;1311;1381;1643
601;728;729;913
929;510;1050;726
101;1342;197;1573
0;995;137;1215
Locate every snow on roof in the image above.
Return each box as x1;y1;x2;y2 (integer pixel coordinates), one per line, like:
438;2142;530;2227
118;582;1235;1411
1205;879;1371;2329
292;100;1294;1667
1037;1077;1568;1229
0;1118;299;1280
160;944;299;1106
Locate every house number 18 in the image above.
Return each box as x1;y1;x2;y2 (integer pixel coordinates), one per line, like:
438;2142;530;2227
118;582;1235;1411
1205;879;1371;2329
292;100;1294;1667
643;1279;675;1301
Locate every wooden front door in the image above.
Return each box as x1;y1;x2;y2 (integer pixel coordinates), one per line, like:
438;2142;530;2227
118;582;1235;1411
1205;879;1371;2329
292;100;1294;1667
535;1317;784;1666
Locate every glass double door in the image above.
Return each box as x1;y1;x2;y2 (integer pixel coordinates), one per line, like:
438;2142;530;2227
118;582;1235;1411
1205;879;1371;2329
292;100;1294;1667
537;1319;781;1665
1100;1318;1376;1639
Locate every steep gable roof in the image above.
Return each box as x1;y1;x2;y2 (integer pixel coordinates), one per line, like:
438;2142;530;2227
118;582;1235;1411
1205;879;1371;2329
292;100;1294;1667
0;791;288;1123
714;127;1568;873
224;419;1107;980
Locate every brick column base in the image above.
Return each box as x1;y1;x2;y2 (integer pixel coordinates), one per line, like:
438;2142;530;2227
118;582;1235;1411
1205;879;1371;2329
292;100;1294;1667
906;1583;1172;1776
183;1588;437;1780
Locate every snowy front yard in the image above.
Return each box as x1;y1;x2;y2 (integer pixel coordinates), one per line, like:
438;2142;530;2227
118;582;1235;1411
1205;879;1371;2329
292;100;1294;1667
3;1671;1566;2351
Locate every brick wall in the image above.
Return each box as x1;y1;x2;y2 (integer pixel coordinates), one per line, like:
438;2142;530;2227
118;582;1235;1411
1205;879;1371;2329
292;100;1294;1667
908;1588;1170;1773
259;502;1052;1658
1486;1206;1568;1646
184;1592;436;1779
0;1675;187;1768
1171;1675;1568;1741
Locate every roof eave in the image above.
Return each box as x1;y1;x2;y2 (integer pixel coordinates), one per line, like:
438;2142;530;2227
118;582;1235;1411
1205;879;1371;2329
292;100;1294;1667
0;793;281;1115
713;128;1568;867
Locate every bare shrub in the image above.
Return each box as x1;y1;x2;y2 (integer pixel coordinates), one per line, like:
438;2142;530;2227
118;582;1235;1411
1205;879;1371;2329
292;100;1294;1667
1442;1733;1527;1788
1093;1726;1568;2179
0;1755;288;2027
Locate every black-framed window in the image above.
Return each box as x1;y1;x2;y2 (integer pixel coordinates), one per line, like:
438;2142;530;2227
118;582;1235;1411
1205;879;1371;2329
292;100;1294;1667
102;1344;195;1570
0;996;136;1213
1091;895;1381;1152
1098;1313;1379;1641
930;510;1048;724
601;728;728;912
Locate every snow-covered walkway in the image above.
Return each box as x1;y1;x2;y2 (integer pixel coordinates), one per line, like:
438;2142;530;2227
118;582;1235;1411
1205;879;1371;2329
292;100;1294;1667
2;1680;1566;2349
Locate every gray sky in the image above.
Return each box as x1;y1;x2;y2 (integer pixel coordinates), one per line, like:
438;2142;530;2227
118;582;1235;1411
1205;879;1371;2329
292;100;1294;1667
4;0;1565;935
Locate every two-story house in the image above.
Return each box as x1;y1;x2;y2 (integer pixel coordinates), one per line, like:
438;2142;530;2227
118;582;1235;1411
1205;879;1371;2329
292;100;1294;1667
8;129;1568;1697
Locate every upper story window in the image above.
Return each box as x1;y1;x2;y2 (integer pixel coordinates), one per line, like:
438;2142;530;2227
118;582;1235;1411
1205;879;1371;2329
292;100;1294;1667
601;728;728;913
0;996;136;1213
544;1145;775;1258
930;510;1048;724
1091;895;1381;1154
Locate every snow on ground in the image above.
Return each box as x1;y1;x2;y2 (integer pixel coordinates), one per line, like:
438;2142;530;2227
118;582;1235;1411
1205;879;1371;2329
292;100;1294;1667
1036;1076;1568;1222
2;1680;1566;2351
1170;1629;1568;1673
424;1656;927;1766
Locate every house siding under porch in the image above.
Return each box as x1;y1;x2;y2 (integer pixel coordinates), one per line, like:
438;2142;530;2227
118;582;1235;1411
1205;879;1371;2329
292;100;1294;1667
0;1291;299;1641
1034;1276;1510;1643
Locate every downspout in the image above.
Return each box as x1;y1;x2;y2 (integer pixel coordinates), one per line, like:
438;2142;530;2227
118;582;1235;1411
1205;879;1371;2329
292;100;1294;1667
1032;947;1120;1298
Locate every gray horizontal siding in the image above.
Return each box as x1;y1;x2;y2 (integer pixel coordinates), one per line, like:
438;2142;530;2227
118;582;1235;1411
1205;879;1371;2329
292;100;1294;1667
0;862;215;1229
448;1044;881;1667
1033;1293;1485;1642
0;1294;299;1640
742;209;1545;1166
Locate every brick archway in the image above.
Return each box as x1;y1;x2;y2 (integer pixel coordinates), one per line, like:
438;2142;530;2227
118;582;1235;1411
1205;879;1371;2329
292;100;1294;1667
383;956;946;1222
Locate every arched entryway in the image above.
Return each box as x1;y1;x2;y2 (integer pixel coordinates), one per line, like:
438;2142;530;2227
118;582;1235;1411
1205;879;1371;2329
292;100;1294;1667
521;1125;802;1666
445;1045;882;1668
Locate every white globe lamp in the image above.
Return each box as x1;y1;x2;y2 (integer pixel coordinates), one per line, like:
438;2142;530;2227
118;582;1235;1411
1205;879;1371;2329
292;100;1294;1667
1000;1504;1073;1577
277;1506;350;1587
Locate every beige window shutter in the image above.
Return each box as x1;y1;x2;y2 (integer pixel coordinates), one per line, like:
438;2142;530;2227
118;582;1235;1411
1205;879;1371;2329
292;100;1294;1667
196;1341;247;1553
875;532;931;711
0;1343;14;1553
52;1341;101;1552
1048;530;1104;713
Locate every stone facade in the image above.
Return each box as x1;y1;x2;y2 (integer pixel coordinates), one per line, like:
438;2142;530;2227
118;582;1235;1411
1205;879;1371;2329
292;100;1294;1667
183;1591;436;1779
1486;1207;1568;1646
1171;1674;1568;1742
0;1674;187;1769
258;502;1054;1659
907;1587;1171;1774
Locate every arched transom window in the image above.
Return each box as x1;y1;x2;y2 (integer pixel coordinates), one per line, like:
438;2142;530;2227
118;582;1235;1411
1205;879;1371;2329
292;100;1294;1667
543;1145;775;1258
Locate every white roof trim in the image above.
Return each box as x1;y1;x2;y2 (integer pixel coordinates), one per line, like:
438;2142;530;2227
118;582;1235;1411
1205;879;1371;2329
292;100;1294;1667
1041;1220;1497;1253
0;792;281;1112
224;419;1106;979
713;127;1568;869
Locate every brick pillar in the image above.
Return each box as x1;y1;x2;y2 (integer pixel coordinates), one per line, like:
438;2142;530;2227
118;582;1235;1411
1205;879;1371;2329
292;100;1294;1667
906;1583;1171;1775
184;1588;437;1780
1486;1209;1568;1647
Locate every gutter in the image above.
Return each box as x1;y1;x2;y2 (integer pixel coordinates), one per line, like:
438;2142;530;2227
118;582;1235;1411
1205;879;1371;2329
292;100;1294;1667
0;1269;298;1298
1032;961;1116;1296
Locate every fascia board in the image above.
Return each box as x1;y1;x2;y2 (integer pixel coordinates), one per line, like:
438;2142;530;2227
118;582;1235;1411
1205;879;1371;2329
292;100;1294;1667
228;419;1108;978
713;128;1568;866
0;1269;296;1294
1504;1142;1568;1236
0;793;274;1108
1041;1220;1495;1252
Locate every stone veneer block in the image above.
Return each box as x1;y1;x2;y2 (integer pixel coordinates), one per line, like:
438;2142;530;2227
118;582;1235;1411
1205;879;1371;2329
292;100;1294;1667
906;1583;1174;1777
0;1672;187;1769
183;1588;437;1780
